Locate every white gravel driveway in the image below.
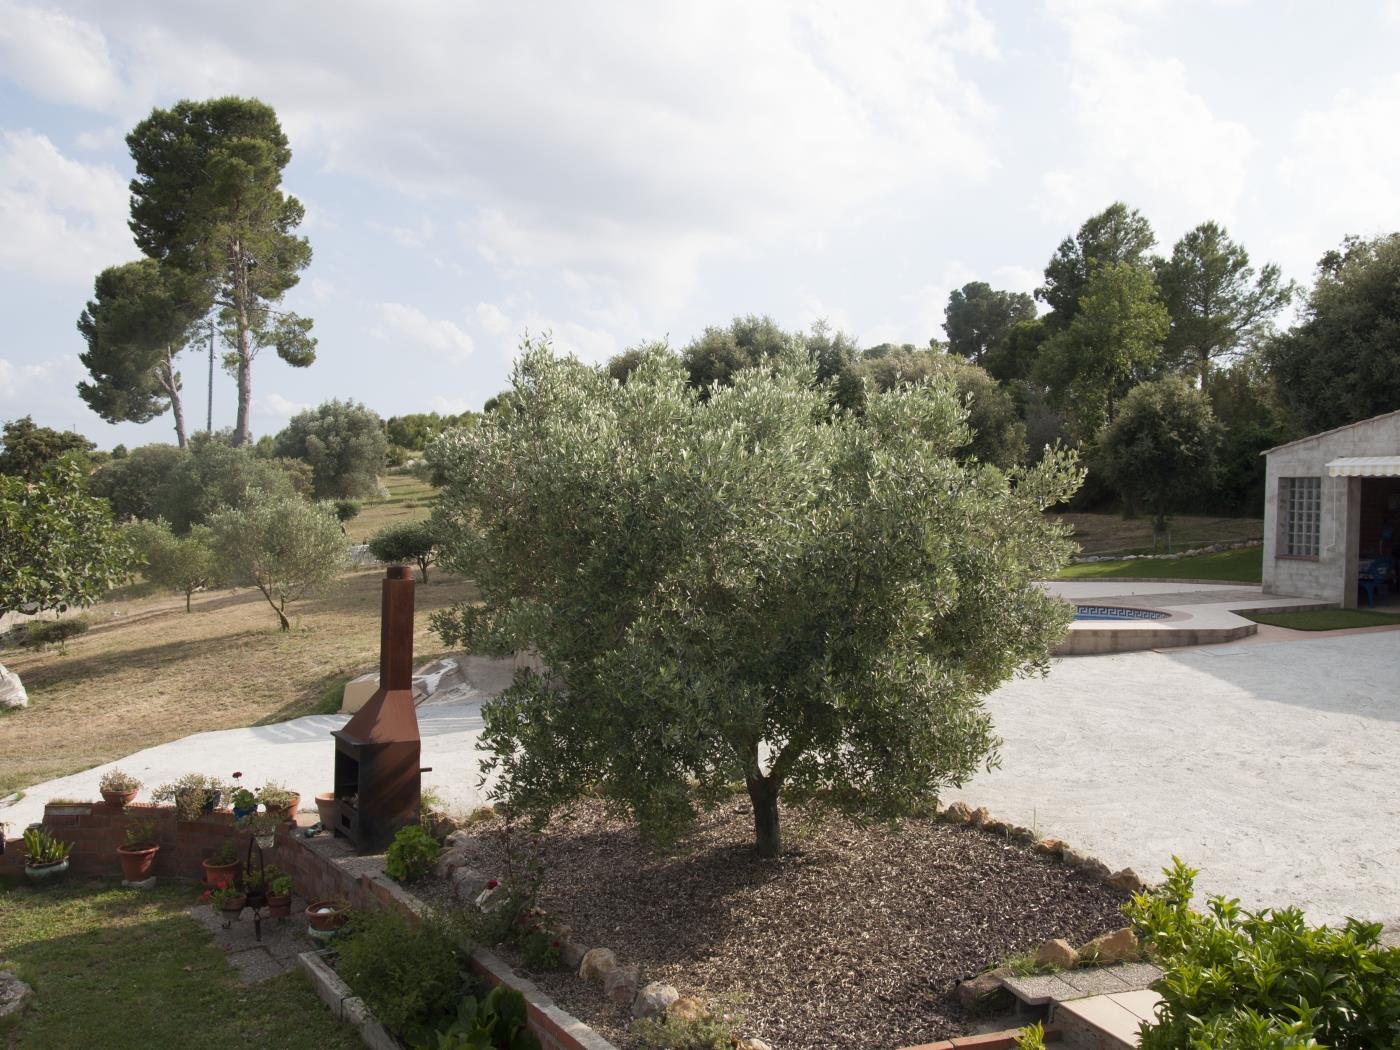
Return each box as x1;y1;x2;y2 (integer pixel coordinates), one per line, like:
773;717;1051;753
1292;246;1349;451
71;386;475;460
945;631;1400;927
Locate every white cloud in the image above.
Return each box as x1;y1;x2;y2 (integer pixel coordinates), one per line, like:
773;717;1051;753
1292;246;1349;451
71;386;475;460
376;302;474;361
0;130;133;282
369;216;435;248
1275;73;1400;277
0;355;84;418
256;393;313;420
1037;1;1253;235
0;0;123;110
475;302;511;336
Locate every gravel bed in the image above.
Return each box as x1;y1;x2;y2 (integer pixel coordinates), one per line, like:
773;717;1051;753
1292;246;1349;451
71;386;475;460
446;800;1131;1050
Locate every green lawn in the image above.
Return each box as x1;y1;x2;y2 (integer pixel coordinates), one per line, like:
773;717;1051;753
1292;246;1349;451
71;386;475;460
1246;608;1400;631
0;878;358;1050
1056;546;1261;584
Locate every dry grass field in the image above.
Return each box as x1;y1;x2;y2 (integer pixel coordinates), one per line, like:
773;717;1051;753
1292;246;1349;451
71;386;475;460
345;471;439;542
0;568;476;799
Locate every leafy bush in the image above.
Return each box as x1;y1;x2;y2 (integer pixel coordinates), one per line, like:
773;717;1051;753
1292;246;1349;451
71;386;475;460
413;985;541;1050
385;824;442;882
24;617;90;651
632;1010;734;1050
336;909;480;1044
273;399;387;499
1128;858;1400;1049
333;499;362;523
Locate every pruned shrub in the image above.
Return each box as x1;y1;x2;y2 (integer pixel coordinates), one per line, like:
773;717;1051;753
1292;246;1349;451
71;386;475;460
24;617;90;651
384;824;441;882
1128;857;1400;1049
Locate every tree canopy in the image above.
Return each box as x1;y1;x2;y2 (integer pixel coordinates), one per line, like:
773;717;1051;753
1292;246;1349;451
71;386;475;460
1155;222;1293;386
428;338;1081;857
76;259;206;448
0;417;94;481
128;518;221;612
1267;233;1400;434
1038;202;1156;329
944;281;1036;366
367;520;439;583
154;433;300;533
1098;376;1221;550
273;399;387;499
210;494;345;630
0;462;133;618
126;96;315;446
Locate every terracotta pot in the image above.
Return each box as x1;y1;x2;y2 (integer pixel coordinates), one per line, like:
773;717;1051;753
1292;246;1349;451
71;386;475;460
314;792;337;827
271;793;302;823
117;842;159;882
202;858;240;889
219;893;247;914
101;788;138;809
305;900;348;932
266;894;292;919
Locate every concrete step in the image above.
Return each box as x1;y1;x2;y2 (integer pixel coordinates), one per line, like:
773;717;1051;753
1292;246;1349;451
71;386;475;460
1053;990;1160;1050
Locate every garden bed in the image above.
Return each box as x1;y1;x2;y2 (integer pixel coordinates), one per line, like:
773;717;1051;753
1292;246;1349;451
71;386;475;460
442;800;1131;1050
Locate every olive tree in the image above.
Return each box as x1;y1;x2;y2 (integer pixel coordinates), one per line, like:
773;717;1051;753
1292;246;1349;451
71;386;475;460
128;519;221;612
210;495;345;630
429;339;1082;857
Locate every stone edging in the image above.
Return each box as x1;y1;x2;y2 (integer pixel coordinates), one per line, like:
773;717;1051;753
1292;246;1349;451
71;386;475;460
1069;538;1260;564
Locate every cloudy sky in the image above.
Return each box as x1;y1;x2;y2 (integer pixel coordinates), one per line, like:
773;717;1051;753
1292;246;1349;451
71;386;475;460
3;1;1399;448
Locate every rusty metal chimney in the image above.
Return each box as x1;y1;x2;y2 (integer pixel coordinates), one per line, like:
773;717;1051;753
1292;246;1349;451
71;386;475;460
331;565;423;852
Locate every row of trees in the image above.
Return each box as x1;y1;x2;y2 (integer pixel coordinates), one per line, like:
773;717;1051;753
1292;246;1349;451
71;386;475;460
77;97;316;449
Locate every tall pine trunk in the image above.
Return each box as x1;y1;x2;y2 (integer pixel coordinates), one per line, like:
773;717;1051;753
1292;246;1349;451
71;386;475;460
159;349;187;449
232;240;253;447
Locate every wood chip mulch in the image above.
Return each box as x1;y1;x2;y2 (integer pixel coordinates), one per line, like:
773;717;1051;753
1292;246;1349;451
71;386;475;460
447;801;1130;1050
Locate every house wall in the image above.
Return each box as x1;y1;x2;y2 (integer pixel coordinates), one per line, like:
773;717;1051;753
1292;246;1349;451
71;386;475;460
1263;412;1400;602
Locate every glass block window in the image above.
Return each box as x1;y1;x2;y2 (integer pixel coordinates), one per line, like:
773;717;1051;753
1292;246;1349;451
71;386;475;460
1280;476;1321;557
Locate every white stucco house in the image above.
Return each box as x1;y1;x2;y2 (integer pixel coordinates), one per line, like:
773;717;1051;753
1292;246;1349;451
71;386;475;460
1262;409;1400;607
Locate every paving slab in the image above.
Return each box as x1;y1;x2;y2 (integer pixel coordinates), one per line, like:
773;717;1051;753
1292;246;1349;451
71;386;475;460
1001;963;1161;1006
190;895;316;983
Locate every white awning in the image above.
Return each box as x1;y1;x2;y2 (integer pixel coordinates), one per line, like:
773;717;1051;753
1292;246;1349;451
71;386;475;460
1326;456;1400;477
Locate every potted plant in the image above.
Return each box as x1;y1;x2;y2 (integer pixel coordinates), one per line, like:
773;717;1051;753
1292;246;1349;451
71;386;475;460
23;826;72;882
266;873;294;918
212;886;246;915
258;780;300;822
202;838;240;889
152;773;227;821
99;768;142;809
305;898;348;935
117;817;160;883
237;810;282;849
229;771;257;819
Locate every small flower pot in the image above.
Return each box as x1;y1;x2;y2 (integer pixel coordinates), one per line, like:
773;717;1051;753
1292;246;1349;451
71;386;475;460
314;792;337;828
101;788;138;809
305;900;347;933
117;842;160;882
269;793;301;823
266;894;292;919
219;893;247;915
25;858;70;883
202;858;240;889
232;806;256;821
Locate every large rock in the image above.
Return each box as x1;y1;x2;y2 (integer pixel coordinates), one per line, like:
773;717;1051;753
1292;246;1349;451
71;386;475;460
603;964;639;1007
560;940;588;971
444;829;474;851
632;980;678;1019
1079;927;1139;964
451;866;489;902
579;947;618;982
434;848;469;879
1034;838;1068;857
1034;938;1079;970
0;665;26;711
0;970;32;1018
737;1040;772;1050
943;801;974;824
956;967;1012;1013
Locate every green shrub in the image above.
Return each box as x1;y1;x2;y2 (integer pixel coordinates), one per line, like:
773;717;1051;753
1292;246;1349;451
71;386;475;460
22;826;72;866
24;617;89;651
632;1010;734;1050
336;909;480;1044
1128;858;1400;1049
333;499;362;523
412;985;541;1050
367;519;439;583
385;824;441;882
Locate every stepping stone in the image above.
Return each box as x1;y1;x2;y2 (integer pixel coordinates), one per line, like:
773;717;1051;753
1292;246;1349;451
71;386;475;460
1000;962;1162;1006
1055;988;1162;1049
